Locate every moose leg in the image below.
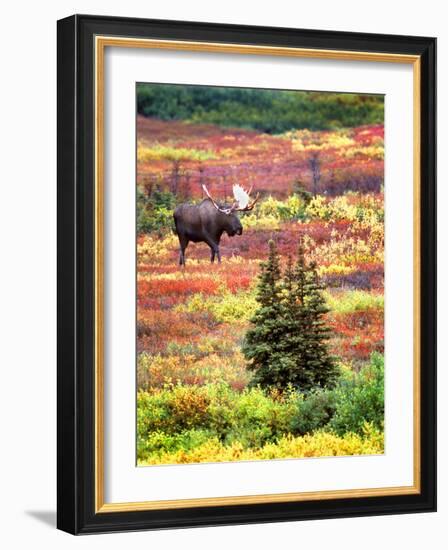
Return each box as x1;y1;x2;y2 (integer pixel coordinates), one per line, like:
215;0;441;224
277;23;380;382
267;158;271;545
178;235;189;266
204;235;220;263
210;245;221;263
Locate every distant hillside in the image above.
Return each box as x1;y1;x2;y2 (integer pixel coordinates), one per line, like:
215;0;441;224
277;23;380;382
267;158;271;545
137;84;384;134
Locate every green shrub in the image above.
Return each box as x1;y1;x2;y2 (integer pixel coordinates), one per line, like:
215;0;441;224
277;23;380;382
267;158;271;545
222;386;294;447
289;389;336;436
137;353;385;462
137;383;295;453
329;352;384;435
255;194;308;222
137;384;211;435
137;187;176;234
137;429;214;460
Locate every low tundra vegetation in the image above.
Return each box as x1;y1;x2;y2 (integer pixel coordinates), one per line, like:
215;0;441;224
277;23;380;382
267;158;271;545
136;102;385;464
137;353;384;465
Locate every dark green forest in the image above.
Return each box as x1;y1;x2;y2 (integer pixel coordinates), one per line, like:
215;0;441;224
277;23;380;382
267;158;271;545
137;83;384;133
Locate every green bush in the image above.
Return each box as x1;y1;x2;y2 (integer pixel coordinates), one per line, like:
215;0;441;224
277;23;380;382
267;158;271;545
329;352;384;435
137;429;214;460
137;384;211;436
137;187;176;234
137;353;385;462
222;387;294;447
254;194;308;222
289;389;336;436
137;383;295;453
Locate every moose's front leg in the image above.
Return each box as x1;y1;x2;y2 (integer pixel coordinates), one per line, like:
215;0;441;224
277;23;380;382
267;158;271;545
208;243;220;263
204;234;221;263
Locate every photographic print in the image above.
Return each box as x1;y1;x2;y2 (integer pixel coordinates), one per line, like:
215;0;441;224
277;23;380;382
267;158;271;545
136;84;385;466
57;16;436;532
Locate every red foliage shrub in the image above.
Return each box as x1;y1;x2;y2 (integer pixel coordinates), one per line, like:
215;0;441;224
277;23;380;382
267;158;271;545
137;118;384;198
328;310;384;362
138;278;220;300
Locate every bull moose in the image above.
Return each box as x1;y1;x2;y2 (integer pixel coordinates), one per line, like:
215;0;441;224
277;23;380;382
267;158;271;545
173;184;259;265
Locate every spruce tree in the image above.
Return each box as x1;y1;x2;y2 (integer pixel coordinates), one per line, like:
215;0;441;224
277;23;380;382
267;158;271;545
243;241;338;392
242;240;285;387
301;260;339;388
273;253;308;389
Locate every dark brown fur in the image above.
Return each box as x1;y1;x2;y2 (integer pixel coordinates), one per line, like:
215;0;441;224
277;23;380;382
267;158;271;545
173;199;243;265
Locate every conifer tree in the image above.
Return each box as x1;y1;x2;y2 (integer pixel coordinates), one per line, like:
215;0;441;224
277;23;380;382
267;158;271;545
301;260;339;388
243;240;338;391
242;240;285;387
273;253;308;389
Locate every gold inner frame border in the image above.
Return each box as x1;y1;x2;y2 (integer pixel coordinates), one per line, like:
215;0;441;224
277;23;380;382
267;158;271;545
94;35;421;513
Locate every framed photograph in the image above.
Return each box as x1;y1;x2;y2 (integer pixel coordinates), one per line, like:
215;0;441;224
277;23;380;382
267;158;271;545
57;14;436;534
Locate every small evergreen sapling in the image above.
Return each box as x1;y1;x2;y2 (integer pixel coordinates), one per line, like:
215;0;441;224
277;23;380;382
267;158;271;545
242;240;286;387
243;240;338;391
301;259;339;389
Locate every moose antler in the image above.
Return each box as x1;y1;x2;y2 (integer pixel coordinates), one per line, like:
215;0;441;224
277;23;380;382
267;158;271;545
202;184;234;214
231;184;260;211
202;183;259;215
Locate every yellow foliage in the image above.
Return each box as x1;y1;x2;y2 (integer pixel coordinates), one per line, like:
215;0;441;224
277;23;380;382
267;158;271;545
138;426;384;465
307;233;382;267
287;129;356;153
241;213;280;230
305;194;383;227
137;141;217;162
318;264;354;276
343;144;384;160
176;289;258;323
324;290;384;313
305;195;330;219
137;351;250;390
137;233;177;263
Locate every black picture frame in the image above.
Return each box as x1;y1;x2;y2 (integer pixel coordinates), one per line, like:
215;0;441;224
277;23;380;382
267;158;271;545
57;14;436;535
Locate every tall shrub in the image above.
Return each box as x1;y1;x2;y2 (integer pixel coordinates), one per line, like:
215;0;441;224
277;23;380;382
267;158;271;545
329;352;384;435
